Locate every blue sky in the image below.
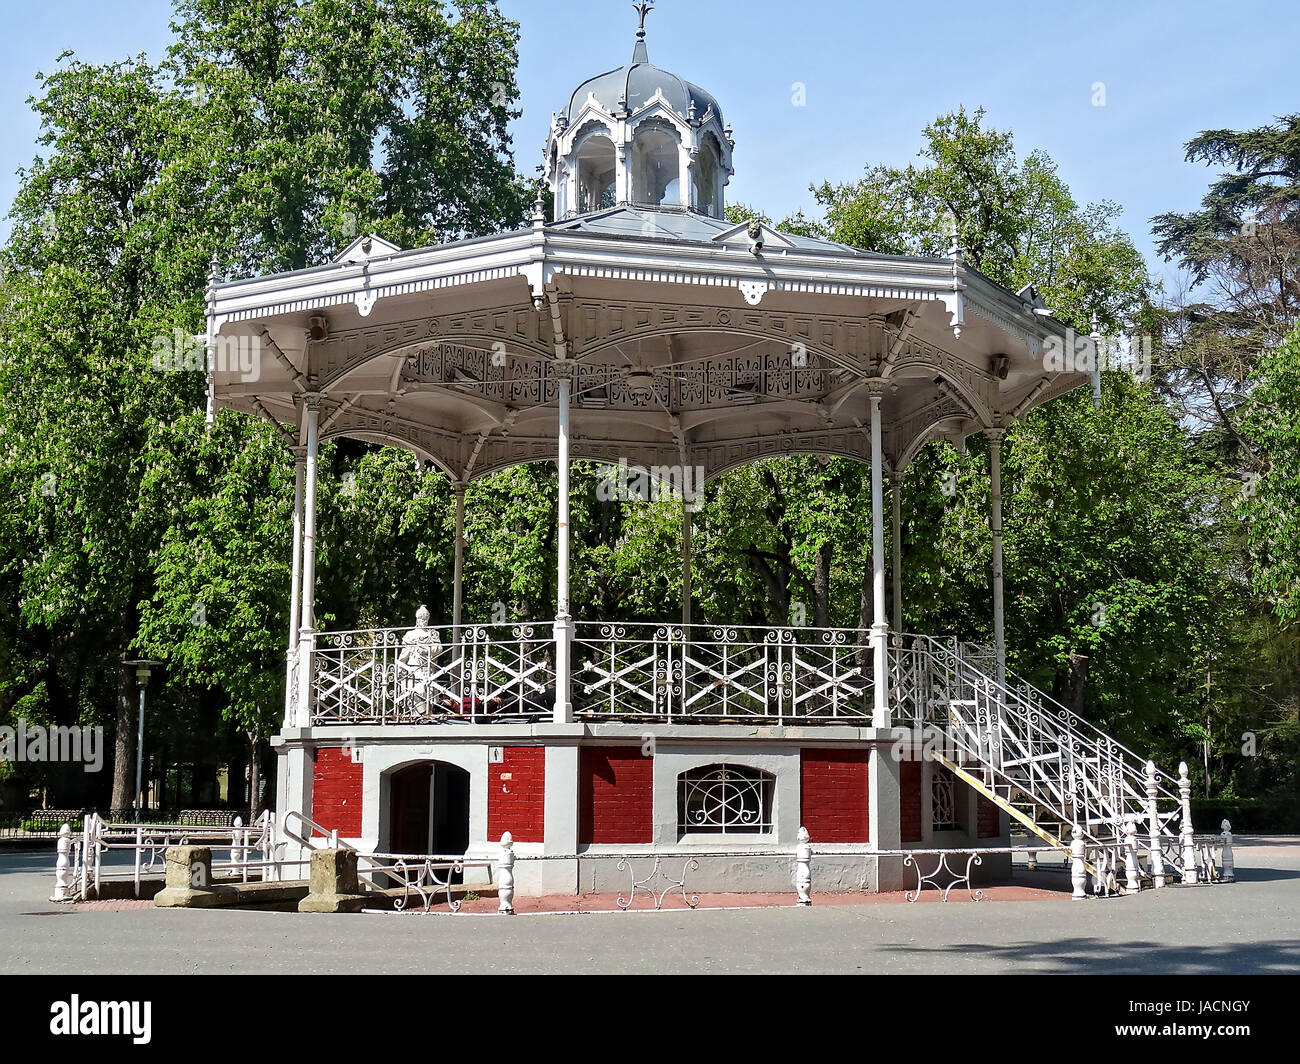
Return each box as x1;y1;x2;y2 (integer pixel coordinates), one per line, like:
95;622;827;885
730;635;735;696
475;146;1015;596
2;0;1297;289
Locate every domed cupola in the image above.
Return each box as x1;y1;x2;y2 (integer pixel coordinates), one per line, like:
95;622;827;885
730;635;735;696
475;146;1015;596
545;2;735;220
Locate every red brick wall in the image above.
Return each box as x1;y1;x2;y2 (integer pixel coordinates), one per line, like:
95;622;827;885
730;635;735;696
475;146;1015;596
977;793;1001;838
579;747;653;844
800;748;870;843
488;746;546;842
900;759;923;843
311;747;363;838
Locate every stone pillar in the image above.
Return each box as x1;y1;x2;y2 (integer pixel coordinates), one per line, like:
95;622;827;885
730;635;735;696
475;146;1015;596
869;744;906;890
541;743;580;894
299;848;367;913
155;846;231;908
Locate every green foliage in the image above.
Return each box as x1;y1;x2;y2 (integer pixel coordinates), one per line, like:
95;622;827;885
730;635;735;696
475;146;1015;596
810;107;1152;333
1243;322;1300;624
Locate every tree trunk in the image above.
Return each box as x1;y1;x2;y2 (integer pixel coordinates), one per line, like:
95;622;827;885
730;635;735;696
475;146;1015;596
109;644;135;812
1056;652;1089;716
813;543;832;628
248;734;260;814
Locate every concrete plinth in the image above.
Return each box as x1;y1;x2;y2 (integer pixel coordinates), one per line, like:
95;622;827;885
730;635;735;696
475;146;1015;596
298;848;367;913
154;846;236;908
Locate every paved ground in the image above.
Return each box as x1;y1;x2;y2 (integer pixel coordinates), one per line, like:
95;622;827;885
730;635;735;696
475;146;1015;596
2;839;1297;974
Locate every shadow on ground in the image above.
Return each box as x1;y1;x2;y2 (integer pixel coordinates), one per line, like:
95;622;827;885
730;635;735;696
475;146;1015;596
879;935;1300;974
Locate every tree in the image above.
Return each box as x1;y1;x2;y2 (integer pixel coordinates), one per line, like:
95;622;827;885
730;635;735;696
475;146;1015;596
0;1;533;810
1152;115;1300;455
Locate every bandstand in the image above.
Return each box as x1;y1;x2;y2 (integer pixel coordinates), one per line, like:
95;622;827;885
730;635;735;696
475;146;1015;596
205;7;1191;896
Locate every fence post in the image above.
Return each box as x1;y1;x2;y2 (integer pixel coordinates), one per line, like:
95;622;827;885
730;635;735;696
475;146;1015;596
795;826;812;906
1144;761;1166;889
1070;825;1087;901
498;832;516;915
1123;816;1141;894
50;824;72;903
1177;762;1197;885
232;816;245;882
1220;820;1235;882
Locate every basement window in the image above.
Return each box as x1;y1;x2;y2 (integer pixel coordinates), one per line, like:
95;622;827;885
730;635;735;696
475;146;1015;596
677;764;773;835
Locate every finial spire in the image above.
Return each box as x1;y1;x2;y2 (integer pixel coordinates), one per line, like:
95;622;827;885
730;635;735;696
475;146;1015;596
634;1;654;41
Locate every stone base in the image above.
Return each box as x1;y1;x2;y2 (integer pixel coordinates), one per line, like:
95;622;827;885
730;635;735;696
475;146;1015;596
297;848;368;913
154;884;238;908
298;891;367;913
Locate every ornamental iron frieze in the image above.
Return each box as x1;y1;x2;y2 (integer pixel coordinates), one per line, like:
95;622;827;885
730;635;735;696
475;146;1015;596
312;303;554;392
564;297;878;369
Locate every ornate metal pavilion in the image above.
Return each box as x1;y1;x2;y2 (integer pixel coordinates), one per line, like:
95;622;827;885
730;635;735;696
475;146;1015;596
204;8;1185;896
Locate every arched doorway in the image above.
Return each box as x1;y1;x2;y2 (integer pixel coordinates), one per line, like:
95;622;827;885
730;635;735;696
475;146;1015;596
386;761;470;856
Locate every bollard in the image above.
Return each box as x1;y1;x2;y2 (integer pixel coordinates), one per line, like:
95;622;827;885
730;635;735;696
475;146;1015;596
1026;848;1038;872
1178;762;1197;884
50;824;72;903
1070;825;1087;901
1220;820;1235;882
498;832;516;915
1145;761;1166;888
1123;816;1141;894
795;826;812;906
232;816;244;881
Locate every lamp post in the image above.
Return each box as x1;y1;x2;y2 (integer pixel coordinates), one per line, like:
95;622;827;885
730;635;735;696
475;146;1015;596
121;659;162;815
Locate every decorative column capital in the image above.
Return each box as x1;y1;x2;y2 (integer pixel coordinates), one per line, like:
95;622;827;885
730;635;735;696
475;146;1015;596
552;360;575;383
983;426;1006;446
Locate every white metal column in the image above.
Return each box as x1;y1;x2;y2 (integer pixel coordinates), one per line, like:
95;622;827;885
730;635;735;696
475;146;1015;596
452;482;466;628
553;370;574;724
870;393;889;727
987;429;1006;689
682;506;693;627
283;448;306;729
890;471;903;637
295;400;320;727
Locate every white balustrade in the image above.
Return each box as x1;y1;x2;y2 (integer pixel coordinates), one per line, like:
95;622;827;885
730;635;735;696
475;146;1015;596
1123;816;1141;894
1220;820;1235;882
1178;762;1198;884
49;824;72;903
1145;761;1167;888
498;832;516;915
795;826;812;906
1070;825;1088;901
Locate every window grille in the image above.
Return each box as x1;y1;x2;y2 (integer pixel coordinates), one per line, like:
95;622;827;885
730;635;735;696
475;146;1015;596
677;764;774;835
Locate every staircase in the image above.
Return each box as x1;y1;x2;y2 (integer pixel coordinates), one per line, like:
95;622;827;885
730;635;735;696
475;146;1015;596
892;635;1186;880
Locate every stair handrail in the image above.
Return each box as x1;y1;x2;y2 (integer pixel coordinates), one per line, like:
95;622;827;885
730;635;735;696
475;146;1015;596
905;634;1181;808
954;639;1181;796
281;809;357;853
901;635;1180;839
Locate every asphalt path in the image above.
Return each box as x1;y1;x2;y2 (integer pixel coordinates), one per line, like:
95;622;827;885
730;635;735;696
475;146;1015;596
2;839;1297;974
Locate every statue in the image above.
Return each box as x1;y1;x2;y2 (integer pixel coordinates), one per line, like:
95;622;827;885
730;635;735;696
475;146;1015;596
397;605;441;705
